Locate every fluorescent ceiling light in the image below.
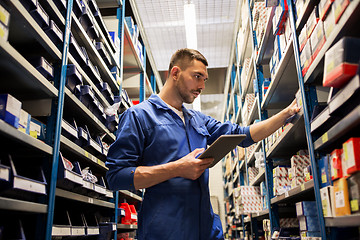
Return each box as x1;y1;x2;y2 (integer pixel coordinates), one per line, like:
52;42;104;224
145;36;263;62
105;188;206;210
184;2;197;49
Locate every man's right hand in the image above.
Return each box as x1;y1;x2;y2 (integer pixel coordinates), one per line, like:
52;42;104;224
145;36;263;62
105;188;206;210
175;148;213;180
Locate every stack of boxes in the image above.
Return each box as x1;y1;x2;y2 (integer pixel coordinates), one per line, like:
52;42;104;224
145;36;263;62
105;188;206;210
240;58;252;91
248;166;259;183
320;137;360;217
241;93;255;125
252;1;270;47
296;201;321;239
289;154;311;189
239;186;263;213
124;16;144;64
260;181;268;210
273;166;291;196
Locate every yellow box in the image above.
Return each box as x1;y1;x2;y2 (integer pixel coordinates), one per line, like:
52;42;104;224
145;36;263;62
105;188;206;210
333;178;351;216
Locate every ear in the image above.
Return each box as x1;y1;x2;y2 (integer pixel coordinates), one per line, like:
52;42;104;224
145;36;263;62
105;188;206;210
170;66;181;80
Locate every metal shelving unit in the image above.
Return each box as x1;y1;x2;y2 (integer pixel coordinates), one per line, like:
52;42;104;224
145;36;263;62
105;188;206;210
0;0;159;239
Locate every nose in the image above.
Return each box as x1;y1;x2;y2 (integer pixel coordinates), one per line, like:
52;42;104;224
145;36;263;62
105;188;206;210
198;78;206;90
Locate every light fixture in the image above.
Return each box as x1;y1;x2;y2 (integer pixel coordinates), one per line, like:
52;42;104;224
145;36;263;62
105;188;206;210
184;1;197;50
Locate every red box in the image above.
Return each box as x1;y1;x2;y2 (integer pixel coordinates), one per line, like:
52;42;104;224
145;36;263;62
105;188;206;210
323;37;360;88
319;0;335;20
120;203;137;225
343;138;360;175
331;149;342;180
333;0;350;23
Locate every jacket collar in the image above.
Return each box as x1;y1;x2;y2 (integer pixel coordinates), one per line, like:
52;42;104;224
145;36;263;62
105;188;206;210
148;94;194;117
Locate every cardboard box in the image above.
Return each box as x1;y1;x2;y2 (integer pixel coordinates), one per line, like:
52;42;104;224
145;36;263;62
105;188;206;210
0;21;8;41
18;109;31;134
319;155;332;188
0;3;10;26
319;0;335;20
343;138;360;174
299;25;308;52
0;94;22;128
333;178;351;216
296;201;318;217
300;40;313;76
299;215;320;231
333;0;350;23
310;21;326;60
320;186;335;217
323;37;360;88
330;149;342;180
306;7;320;38
347;171;360;213
30;118;46;140
324;5;335;39
273;166;289;177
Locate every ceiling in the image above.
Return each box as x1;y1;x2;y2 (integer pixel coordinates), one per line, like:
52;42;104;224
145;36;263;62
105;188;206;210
132;0;240;72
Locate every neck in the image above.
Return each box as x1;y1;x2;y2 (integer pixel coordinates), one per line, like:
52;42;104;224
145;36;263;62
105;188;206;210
158;81;183;111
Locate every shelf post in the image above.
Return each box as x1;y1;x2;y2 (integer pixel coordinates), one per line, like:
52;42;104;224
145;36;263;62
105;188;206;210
151;73;156;93
117;1;126;95
287;0;326;238
45;1;73;239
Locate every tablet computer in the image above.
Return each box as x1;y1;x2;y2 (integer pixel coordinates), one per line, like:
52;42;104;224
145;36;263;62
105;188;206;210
198;134;247;168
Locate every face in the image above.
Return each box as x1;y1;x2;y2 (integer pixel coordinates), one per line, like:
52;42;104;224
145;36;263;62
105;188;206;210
174;60;208;104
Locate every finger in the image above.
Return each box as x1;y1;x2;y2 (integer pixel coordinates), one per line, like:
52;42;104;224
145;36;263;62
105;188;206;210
192;148;205;156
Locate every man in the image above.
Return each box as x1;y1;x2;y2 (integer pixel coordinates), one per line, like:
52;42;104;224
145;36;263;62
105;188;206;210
106;48;299;240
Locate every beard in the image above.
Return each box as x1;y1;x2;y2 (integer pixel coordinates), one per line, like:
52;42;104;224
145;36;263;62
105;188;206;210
176;76;201;104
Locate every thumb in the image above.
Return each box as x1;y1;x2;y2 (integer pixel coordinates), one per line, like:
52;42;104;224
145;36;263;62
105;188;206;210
191;148;205;157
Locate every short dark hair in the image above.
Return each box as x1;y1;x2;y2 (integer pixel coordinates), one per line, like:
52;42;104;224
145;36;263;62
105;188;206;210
168;48;208;73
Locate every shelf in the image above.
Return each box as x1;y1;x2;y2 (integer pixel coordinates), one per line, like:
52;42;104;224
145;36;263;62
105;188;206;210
0;119;53;155
96;0;122;9
266;112;308;159
256;7;276;65
0;39;58;99
117;224;137;230
304;0;360;84
233;171;239;184
261;40;299;110
118;190;142;202
39;0;66;26
314;104;360;151
9;0;62;60
71;14;119;92
238;17;252;67
251;209;269;220
123;21;144;74
296;0;319;31
250;168;265;186
64;88;116;142
271;179;314;204
122;72;153;100
56;188;115;209
0;196;47;213
311;75;360;135
60;135;108;170
246;141;261;165
325;213;360;227
68;55;111;109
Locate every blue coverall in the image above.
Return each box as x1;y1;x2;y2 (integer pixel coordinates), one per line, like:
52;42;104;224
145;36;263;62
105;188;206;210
106;94;254;240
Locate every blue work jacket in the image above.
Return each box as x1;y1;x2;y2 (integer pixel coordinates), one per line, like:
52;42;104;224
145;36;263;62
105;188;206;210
106;94;255;240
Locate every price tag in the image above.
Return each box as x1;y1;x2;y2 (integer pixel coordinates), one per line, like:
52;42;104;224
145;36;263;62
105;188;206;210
301;184;305;191
84;151;89;158
88;198;94;204
285;191;289;198
322;132;328;144
351;200;359;212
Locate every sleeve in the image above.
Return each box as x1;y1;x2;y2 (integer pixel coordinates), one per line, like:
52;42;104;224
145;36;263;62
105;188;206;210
105;109;145;191
203;113;255;148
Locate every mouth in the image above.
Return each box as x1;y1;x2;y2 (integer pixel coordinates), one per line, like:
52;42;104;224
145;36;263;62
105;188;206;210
192;91;201;98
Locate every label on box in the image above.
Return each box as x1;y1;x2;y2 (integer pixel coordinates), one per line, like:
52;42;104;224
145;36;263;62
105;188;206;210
4;95;22;117
335;190;345;208
343;140;355;169
0;4;10;26
41;57;54;77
